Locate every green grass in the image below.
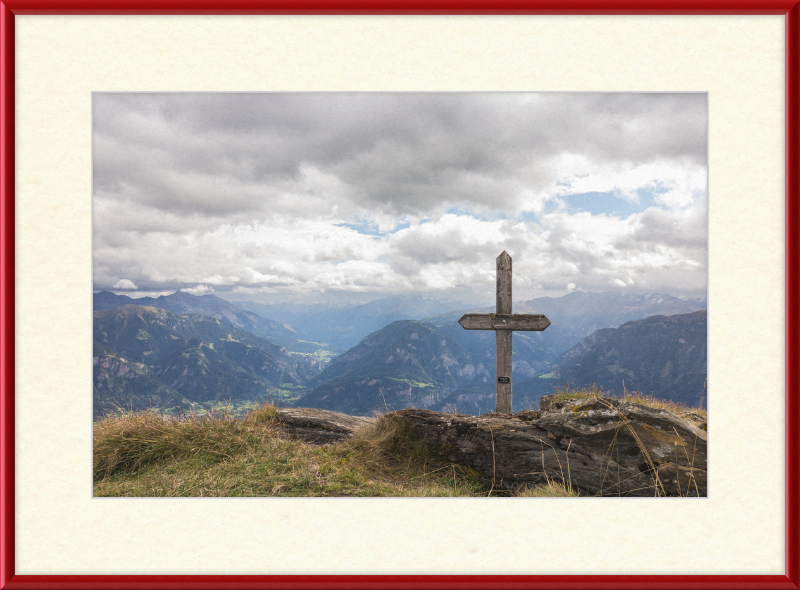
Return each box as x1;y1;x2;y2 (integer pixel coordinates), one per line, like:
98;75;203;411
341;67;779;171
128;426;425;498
289;348;338;365
537;371;559;379
269;386;305;405
385;377;436;389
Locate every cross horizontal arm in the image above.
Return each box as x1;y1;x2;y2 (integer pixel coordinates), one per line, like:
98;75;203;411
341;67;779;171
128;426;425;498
458;313;551;331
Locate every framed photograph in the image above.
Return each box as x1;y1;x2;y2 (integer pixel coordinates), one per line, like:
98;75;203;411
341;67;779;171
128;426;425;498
1;3;797;589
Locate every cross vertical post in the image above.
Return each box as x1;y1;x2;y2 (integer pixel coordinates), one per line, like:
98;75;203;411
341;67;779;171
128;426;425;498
495;251;513;414
458;251;551;414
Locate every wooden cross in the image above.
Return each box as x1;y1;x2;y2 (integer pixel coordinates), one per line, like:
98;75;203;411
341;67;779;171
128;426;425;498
458;251;551;414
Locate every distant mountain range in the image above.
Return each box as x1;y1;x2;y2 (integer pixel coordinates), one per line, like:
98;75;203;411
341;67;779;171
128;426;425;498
92;289;708;417
231;291;704;373
94;290;335;357
93;305;321;417
297;309;707;415
516;310;707;409
234;295;482;352
424;291;706;379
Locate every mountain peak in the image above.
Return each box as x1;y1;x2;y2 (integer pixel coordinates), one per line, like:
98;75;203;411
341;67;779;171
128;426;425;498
168;289;225;302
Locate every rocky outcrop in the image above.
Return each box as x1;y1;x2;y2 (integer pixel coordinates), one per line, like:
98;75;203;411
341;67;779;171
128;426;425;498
276;407;376;444
392;395;707;497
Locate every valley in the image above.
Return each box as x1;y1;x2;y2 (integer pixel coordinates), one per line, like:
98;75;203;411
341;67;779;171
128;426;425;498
93;304;318;417
93;290;708;418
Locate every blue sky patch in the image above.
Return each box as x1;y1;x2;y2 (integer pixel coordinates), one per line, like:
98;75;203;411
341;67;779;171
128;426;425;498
336;218;412;237
563;185;669;218
390;220;410;233
335;221;383;236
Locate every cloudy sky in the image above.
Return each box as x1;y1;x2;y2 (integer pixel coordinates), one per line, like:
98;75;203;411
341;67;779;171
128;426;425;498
93;92;708;305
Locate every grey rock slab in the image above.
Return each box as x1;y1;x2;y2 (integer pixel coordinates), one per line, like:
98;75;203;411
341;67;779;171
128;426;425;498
392;397;706;497
276;407;376;444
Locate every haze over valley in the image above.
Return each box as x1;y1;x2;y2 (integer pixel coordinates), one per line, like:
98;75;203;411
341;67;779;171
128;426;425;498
93;290;707;417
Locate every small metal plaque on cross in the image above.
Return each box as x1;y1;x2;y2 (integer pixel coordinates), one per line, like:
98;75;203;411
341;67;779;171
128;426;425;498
458;251;551;414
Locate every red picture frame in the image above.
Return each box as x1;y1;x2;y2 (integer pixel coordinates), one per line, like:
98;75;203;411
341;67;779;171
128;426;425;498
1;3;798;589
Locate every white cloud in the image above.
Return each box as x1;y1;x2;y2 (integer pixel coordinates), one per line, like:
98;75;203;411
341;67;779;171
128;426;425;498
181;284;215;295
241;268;284;285
93;93;708;301
200;274;240;285
93;199;706;300
112;279;137;290
551;155;706;208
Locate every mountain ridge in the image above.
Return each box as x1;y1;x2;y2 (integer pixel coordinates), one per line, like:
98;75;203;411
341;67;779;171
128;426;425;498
516;309;707;409
301;320;492;414
422;291;706;380
299;309;707;415
93;304;320;417
93;290;334;356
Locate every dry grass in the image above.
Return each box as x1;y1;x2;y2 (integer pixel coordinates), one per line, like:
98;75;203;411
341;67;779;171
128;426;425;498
513;478;581;497
545;384;705;497
93;403;280;481
548;382;707;426
93;403;488;497
94;388;706;498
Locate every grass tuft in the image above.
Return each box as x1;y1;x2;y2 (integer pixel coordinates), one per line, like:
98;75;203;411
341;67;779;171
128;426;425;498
93;404;280;480
513;477;581;497
548;383;707;426
339;413;432;466
93;404;488;497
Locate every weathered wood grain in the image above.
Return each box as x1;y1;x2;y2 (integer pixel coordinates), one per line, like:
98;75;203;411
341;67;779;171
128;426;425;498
459;251;552;413
496;251;512;315
458;313;551;331
496;329;512;414
495;252;512;413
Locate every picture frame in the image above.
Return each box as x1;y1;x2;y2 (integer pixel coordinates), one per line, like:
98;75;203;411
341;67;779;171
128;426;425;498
1;4;797;589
